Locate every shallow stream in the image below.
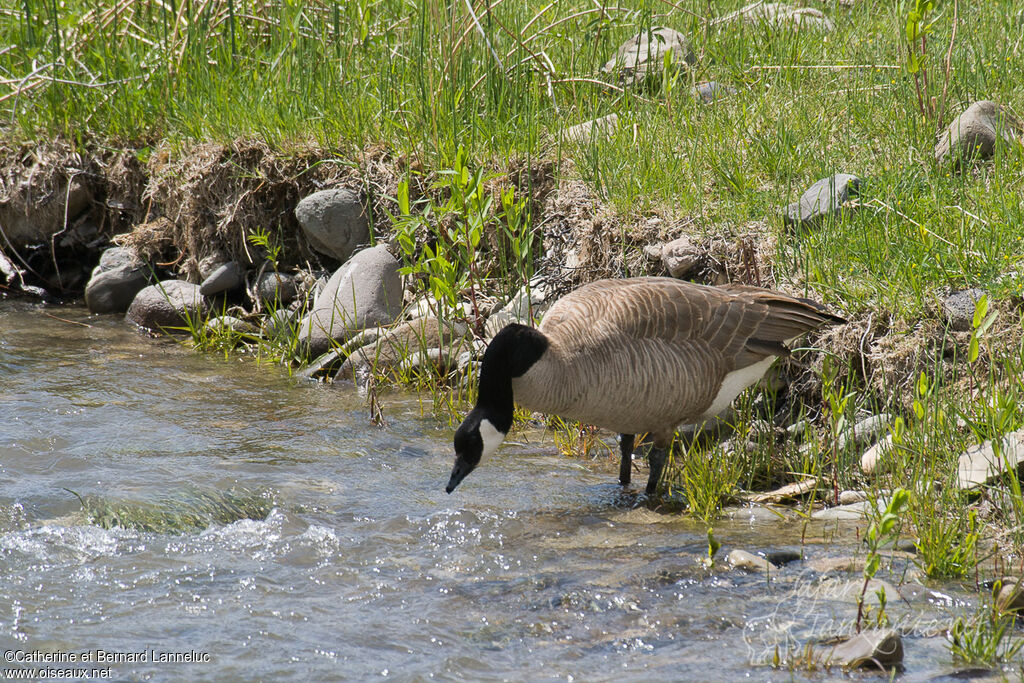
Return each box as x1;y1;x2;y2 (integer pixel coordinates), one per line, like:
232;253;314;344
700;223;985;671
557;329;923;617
0;302;1002;681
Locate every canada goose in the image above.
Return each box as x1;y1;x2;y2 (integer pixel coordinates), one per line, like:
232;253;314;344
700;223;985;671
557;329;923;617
445;277;844;496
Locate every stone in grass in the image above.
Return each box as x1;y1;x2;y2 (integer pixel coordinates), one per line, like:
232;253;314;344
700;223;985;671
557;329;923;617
734;3;835;32
295;245;403;358
783;173;860;230
860;434;895;475
836;413;892;452
205;315;257;335
828;629;903;670
561;114;619;145
84;246;150;314
484;280;551;338
336;317;471;382
727;549;777;573
942;288;988;332
995;577;1024;613
694;81;737;103
660;236;705;279
199;261;244;296
254;270;298;307
126;280;207;333
601;27;696;89
294;187;371;262
956;429;1024;490
935;101;1024;164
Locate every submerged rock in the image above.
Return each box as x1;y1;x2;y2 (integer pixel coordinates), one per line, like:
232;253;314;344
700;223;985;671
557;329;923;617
296;245;403;357
126;280;207;333
727;549;777;572
84;246;150;314
828;629;903;670
295;187;371;262
784;173;860;230
935;101;1024;164
602;27;696;89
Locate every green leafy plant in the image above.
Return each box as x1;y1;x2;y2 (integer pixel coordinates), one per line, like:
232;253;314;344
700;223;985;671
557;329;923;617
856;488;910;633
904;0;957;127
948;602;1023;666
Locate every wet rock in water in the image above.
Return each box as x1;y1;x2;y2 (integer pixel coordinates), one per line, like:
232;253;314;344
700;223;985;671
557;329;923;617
562;114;619;144
660;236;704;279
956;429;1024;490
199;261;244;296
811;500;873;521
294;188;371;262
784;173;860;230
733;2;835;31
942;288;988;331
205;315;256;335
126;280;207;333
84;246;150;314
995;577;1024;613
694;81;737;103
860;434;895;475
601;27;696;89
296;245;403;358
935;101;1024;164
337;317;470;381
254;270;298;307
837;413;892;452
828;629;903;670
765;549;801;565
807;556;864;573
484;280;551;338
727;549;777;572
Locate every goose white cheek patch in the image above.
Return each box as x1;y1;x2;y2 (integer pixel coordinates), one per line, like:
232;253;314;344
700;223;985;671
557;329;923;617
479;418;507;460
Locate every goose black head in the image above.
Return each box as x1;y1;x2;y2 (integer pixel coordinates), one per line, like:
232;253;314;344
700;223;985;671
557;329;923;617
446;410;507;494
445;323;547;494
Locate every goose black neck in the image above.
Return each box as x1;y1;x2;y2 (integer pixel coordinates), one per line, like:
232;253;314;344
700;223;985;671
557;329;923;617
475;323;549;430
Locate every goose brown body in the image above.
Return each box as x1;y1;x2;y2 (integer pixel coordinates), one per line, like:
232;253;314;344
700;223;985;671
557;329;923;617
445;276;844;496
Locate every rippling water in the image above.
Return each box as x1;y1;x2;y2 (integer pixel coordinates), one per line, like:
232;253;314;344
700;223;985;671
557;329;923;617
0;302;994;681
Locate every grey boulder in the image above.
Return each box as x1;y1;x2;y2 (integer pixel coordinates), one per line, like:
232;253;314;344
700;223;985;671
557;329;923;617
126;280;207;333
199;261;244;296
254;270;298;306
660;236;704;279
784;173;860;230
84;246;150;314
602;27;695;88
295;188;370;262
935;100;1024;164
296;245;403;357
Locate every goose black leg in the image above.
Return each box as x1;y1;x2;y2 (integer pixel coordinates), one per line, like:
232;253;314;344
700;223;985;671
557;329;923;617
645;446;668;496
618;433;635;486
